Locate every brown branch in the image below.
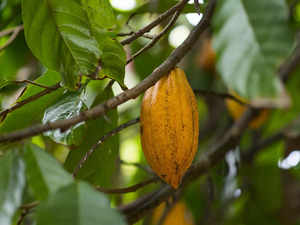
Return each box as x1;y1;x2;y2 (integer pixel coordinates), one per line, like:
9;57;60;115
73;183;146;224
0;25;24;52
120;0;189;45
117;32;154;40
279;34;300;82
193;89;248;106
194;0;202;15
96;177;159;194
120;159;153;175
0;0;212;144
72;118;140;178
0;82;61;122
17;201;39;225
127;9;182;64
13;79;58;90
242;131;285;163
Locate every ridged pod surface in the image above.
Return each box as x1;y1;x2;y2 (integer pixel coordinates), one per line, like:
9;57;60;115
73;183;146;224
140;68;199;189
226;91;269;129
151;202;194;225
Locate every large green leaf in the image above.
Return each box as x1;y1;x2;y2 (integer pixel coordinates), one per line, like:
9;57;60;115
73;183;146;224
64;81;119;187
24;144;73;200
22;0;101;89
0;151;25;225
81;0;126;88
0;70;64;133
35;182;126;225
81;0;116;29
42;92;86;146
213;0;293;107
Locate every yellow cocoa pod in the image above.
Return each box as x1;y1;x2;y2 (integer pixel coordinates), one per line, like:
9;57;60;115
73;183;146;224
197;38;216;72
226;92;269;129
140;68;199;189
152;202;195;225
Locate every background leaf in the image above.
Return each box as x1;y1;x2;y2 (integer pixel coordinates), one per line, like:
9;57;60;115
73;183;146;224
213;0;293;107
35;182;127;225
22;0;101;89
0;151;25;225
24;144;73;200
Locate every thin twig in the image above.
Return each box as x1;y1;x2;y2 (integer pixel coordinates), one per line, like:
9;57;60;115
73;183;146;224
193;89;248;106
194;0;202;15
0;82;61;122
118;32;154;40
96;177;159;194
0;0;211;144
242;131;286;163
0;25;24;52
72;118;140;178
0;25;23;37
17;201;39;225
14;79;57;89
120;160;153;175
121;0;189;45
127;10;181;64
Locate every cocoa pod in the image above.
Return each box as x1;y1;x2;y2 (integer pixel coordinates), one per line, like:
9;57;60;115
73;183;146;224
226;91;269;129
140;68;199;189
151;201;195;225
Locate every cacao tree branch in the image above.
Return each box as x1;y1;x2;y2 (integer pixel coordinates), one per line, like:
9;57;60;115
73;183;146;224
0;82;61;122
13;79;58;90
193;89;248;106
127;9;182;64
120;0;189;45
96;177;160;194
72;118;140;177
0;25;24;52
0;0;214;144
194;0;202;15
120;159;153;175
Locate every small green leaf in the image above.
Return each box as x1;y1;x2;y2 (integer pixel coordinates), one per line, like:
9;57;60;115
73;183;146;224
22;0;101;89
24;144;73;200
213;0;293;107
0;151;25;225
0;70;64;133
97;35;126;88
42;92;86;146
35;182;127;225
64;81;119;187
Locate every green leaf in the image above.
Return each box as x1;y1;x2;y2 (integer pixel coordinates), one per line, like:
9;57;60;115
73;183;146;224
81;0;116;29
64;81;119;187
42;92;86;146
81;0;126;88
0;70;64;133
213;0;293;107
0;151;25;225
24;144;73;200
35;182;126;225
22;0;101;89
96;35;126;88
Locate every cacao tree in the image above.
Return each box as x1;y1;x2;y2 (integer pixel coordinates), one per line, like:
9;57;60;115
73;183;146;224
1;0;300;225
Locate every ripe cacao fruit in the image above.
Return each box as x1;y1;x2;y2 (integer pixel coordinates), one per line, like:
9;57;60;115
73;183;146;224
226;92;269;129
140;68;199;189
197;38;216;72
152;201;194;225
